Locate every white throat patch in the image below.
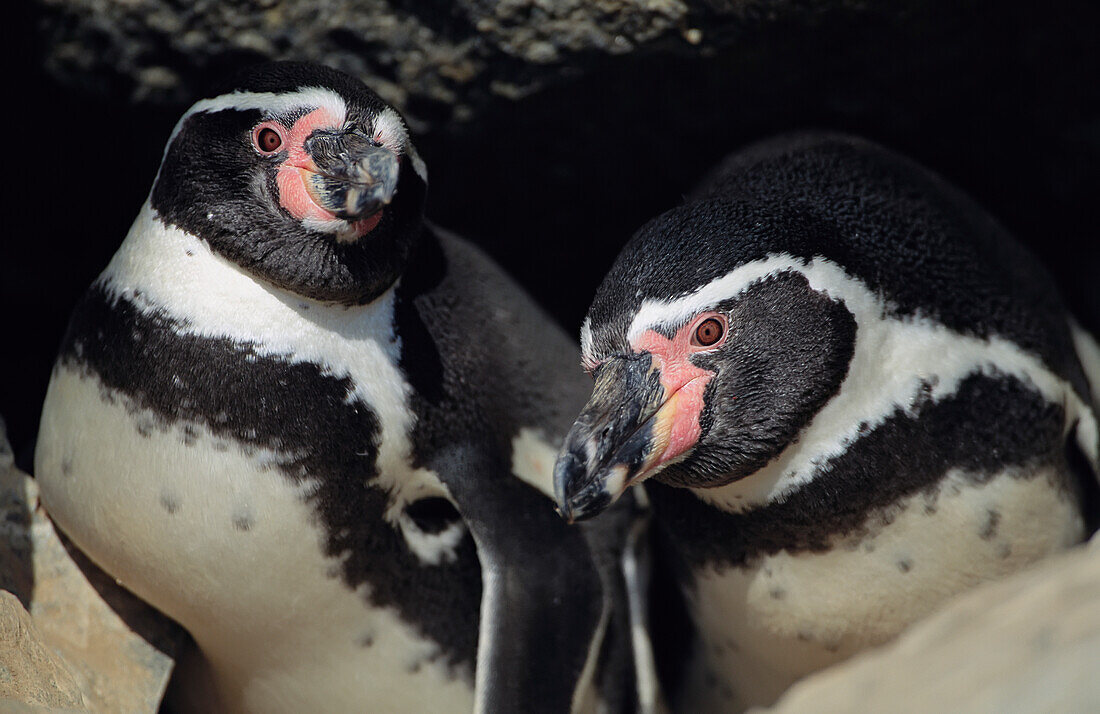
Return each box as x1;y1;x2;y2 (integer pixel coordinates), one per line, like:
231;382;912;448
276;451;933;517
99;201;455;530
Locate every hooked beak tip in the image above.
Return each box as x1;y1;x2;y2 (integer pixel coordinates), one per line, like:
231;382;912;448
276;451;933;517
552;447;618;523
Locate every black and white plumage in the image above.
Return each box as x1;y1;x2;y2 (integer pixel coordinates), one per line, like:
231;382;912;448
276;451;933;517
553;133;1100;711
34;63;647;714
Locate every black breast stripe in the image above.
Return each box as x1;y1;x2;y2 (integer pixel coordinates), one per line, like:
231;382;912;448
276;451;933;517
57;283;482;667
648;372;1068;571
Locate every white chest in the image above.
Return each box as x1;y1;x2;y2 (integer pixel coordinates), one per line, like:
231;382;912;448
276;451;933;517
675;467;1084;712
34;206;475;713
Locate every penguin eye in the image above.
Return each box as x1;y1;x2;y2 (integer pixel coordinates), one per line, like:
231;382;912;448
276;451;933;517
252;123;285;155
691;316;726;348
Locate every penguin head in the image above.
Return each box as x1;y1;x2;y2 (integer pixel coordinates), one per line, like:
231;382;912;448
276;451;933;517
553;200;859;521
150;62;427;304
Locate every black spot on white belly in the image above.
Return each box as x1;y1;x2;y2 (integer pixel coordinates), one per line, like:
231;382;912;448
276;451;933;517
57;285;482;668
896;557;913;573
232;508;254;532
979;509;1000;540
160;492;181;515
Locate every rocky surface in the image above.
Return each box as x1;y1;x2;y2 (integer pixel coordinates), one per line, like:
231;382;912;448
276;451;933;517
0;416;184;713
763;536;1100;713
35;0;869;129
0;591;87;712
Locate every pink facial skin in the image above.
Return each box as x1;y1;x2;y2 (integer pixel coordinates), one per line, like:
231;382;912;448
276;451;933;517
633;312;729;469
257;108;384;236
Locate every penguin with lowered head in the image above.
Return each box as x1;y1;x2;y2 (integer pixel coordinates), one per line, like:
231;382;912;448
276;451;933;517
554;132;1100;712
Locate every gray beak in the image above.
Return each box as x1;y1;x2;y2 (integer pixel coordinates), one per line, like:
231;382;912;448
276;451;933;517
303;131;400;220
553;354;671;522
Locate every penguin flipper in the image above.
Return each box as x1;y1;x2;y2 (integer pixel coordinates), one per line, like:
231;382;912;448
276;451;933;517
428;444;608;714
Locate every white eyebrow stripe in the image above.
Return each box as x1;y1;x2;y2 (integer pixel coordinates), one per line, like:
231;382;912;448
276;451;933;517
167;87;348;146
580;318;595;362
627;254;835;343
373;107;407;151
164;86;429;184
374;107;427;182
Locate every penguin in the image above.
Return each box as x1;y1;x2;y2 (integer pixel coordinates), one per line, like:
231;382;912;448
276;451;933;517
552;132;1100;712
34;62;649;714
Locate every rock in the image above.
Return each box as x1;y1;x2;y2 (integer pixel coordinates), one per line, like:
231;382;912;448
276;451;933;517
0;702;86;714
0;417;33;604
0;416;185;713
34;0;869;129
762;538;1100;714
0;591;87;711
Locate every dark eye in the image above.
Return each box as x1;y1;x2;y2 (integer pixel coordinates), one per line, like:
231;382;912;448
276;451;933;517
692;317;725;347
257;127;282;153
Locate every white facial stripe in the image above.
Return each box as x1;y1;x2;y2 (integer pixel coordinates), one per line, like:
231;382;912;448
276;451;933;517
632;253;1097;511
579;318;595;367
167;87;427;188
373;107;408;152
373;107;427;182
627;254;818;343
1070;321;1100;467
406;145;428;183
168;87;349;146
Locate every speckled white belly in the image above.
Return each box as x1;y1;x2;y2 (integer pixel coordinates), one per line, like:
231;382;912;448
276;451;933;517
674;466;1084;713
36;366;475;714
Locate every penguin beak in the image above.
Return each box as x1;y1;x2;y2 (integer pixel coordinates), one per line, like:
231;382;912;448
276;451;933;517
301;131;400;221
554;354;682;522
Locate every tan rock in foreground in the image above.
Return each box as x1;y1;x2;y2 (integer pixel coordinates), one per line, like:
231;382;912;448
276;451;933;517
0;416;184;713
0;590;87;712
763;537;1100;713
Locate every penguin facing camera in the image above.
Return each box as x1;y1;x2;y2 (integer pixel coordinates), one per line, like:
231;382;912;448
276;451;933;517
35;62;649;714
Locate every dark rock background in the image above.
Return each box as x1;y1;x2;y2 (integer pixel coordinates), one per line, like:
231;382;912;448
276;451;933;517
3;0;1099;464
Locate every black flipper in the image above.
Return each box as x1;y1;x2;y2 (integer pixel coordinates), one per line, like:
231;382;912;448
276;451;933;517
429;444;607;714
